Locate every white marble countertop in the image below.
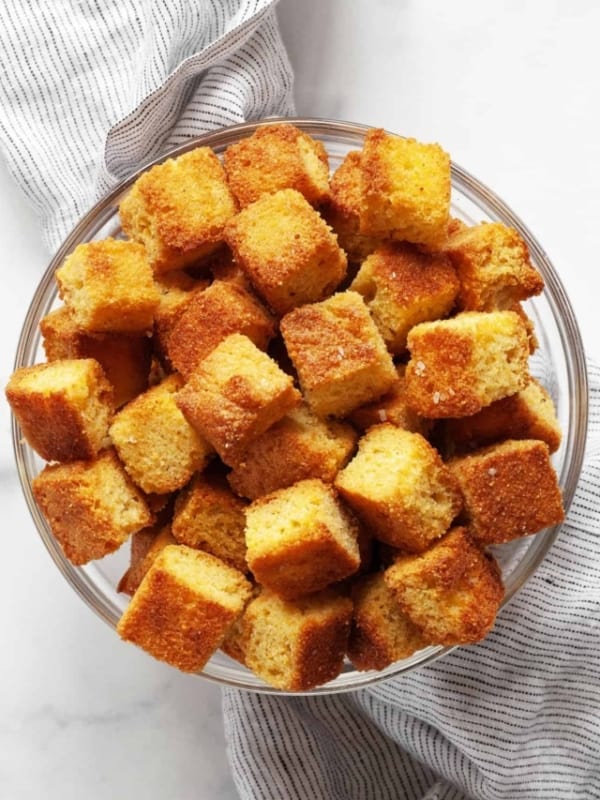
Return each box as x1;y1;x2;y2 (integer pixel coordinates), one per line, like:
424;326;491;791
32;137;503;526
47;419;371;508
1;2;598;798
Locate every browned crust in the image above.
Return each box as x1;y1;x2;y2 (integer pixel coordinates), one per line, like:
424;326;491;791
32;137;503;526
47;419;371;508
448;439;565;544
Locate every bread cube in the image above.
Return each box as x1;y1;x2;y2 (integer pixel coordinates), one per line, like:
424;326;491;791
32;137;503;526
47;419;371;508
335;424;462;552
445;222;544;311
448;439;564;545
227;404;358;500
404;310;530;418
32;449;153;565
172;469;248;573
349;364;432;437
384;527;504;646
118;524;177;596
225;188;347;315
347;572;430;671
152;271;209;366
40;305;152;407
176;333;301;465
227;588;353;690
167;280;275;379
359;129;451;249
350;242;459;354
117;545;253;672
245;478;360;599
440;377;562;454
6;358;114;462
280;291;397;417
55;238;159;332
119;147;238;274
322;150;382;263
109;374;213;494
223;123;331;208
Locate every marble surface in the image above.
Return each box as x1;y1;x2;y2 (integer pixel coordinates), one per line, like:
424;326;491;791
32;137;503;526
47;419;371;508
1;1;598;798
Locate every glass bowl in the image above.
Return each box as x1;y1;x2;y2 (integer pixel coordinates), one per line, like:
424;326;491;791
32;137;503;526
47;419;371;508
11;118;589;694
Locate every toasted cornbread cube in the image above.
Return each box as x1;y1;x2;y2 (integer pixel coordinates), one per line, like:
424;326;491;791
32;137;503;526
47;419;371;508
119;147;238;274
280;291;397;417
359;129;451;249
335;424;462;552
445;222;544;311
226;588;353;690
172;469;248;573
40;306;152;407
347;572;430;671
245;478;360;598
176;333;301;465
223;123;331;208
6;358;114;462
448;439;564;544
118;524;177;596
349;364;432;437
227;404;358;500
109;373;212;494
55;238;159;332
117;545;253;672
167;280;275;379
384;527;504;646
225;189;347;315
350;242;459;354
440;377;562;454
152;271;209;366
404;310;530;418
322;150;382;263
32;449;153;565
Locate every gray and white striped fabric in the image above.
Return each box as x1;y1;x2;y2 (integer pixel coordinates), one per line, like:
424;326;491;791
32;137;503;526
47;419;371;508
223;362;600;799
0;0;294;254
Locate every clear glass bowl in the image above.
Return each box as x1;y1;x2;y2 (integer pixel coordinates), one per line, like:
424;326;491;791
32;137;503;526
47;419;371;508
11;118;589;694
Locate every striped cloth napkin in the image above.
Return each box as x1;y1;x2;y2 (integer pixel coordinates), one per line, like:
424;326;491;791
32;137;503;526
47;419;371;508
1;4;599;798
223;366;600;798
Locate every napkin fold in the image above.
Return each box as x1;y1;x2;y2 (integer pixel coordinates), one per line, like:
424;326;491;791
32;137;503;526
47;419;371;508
0;0;294;253
223;364;600;799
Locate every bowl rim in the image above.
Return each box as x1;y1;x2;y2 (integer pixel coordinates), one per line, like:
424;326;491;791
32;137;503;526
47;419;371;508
11;116;589;694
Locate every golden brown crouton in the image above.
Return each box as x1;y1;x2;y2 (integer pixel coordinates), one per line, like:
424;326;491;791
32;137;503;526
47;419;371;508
6;358;114;462
280;291;397;417
335;424;462;552
359;129;451;249
172;468;248;573
225;188;347;316
40;305;152;408
119;147;238;274
117;545;253;672
445;221;544;311
109;374;213;494
32;449;153;565
404;310;530;418
166;280;275;380
176;333;301;465
349;364;432;437
322;150;383;263
439;377;562;454
350;242;460;354
223;123;331;208
152;271;209;366
227;588;353;690
245;478;360;599
347;572;430;671
448;439;564;544
55;238;159;333
384;527;504;646
227;403;358;500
